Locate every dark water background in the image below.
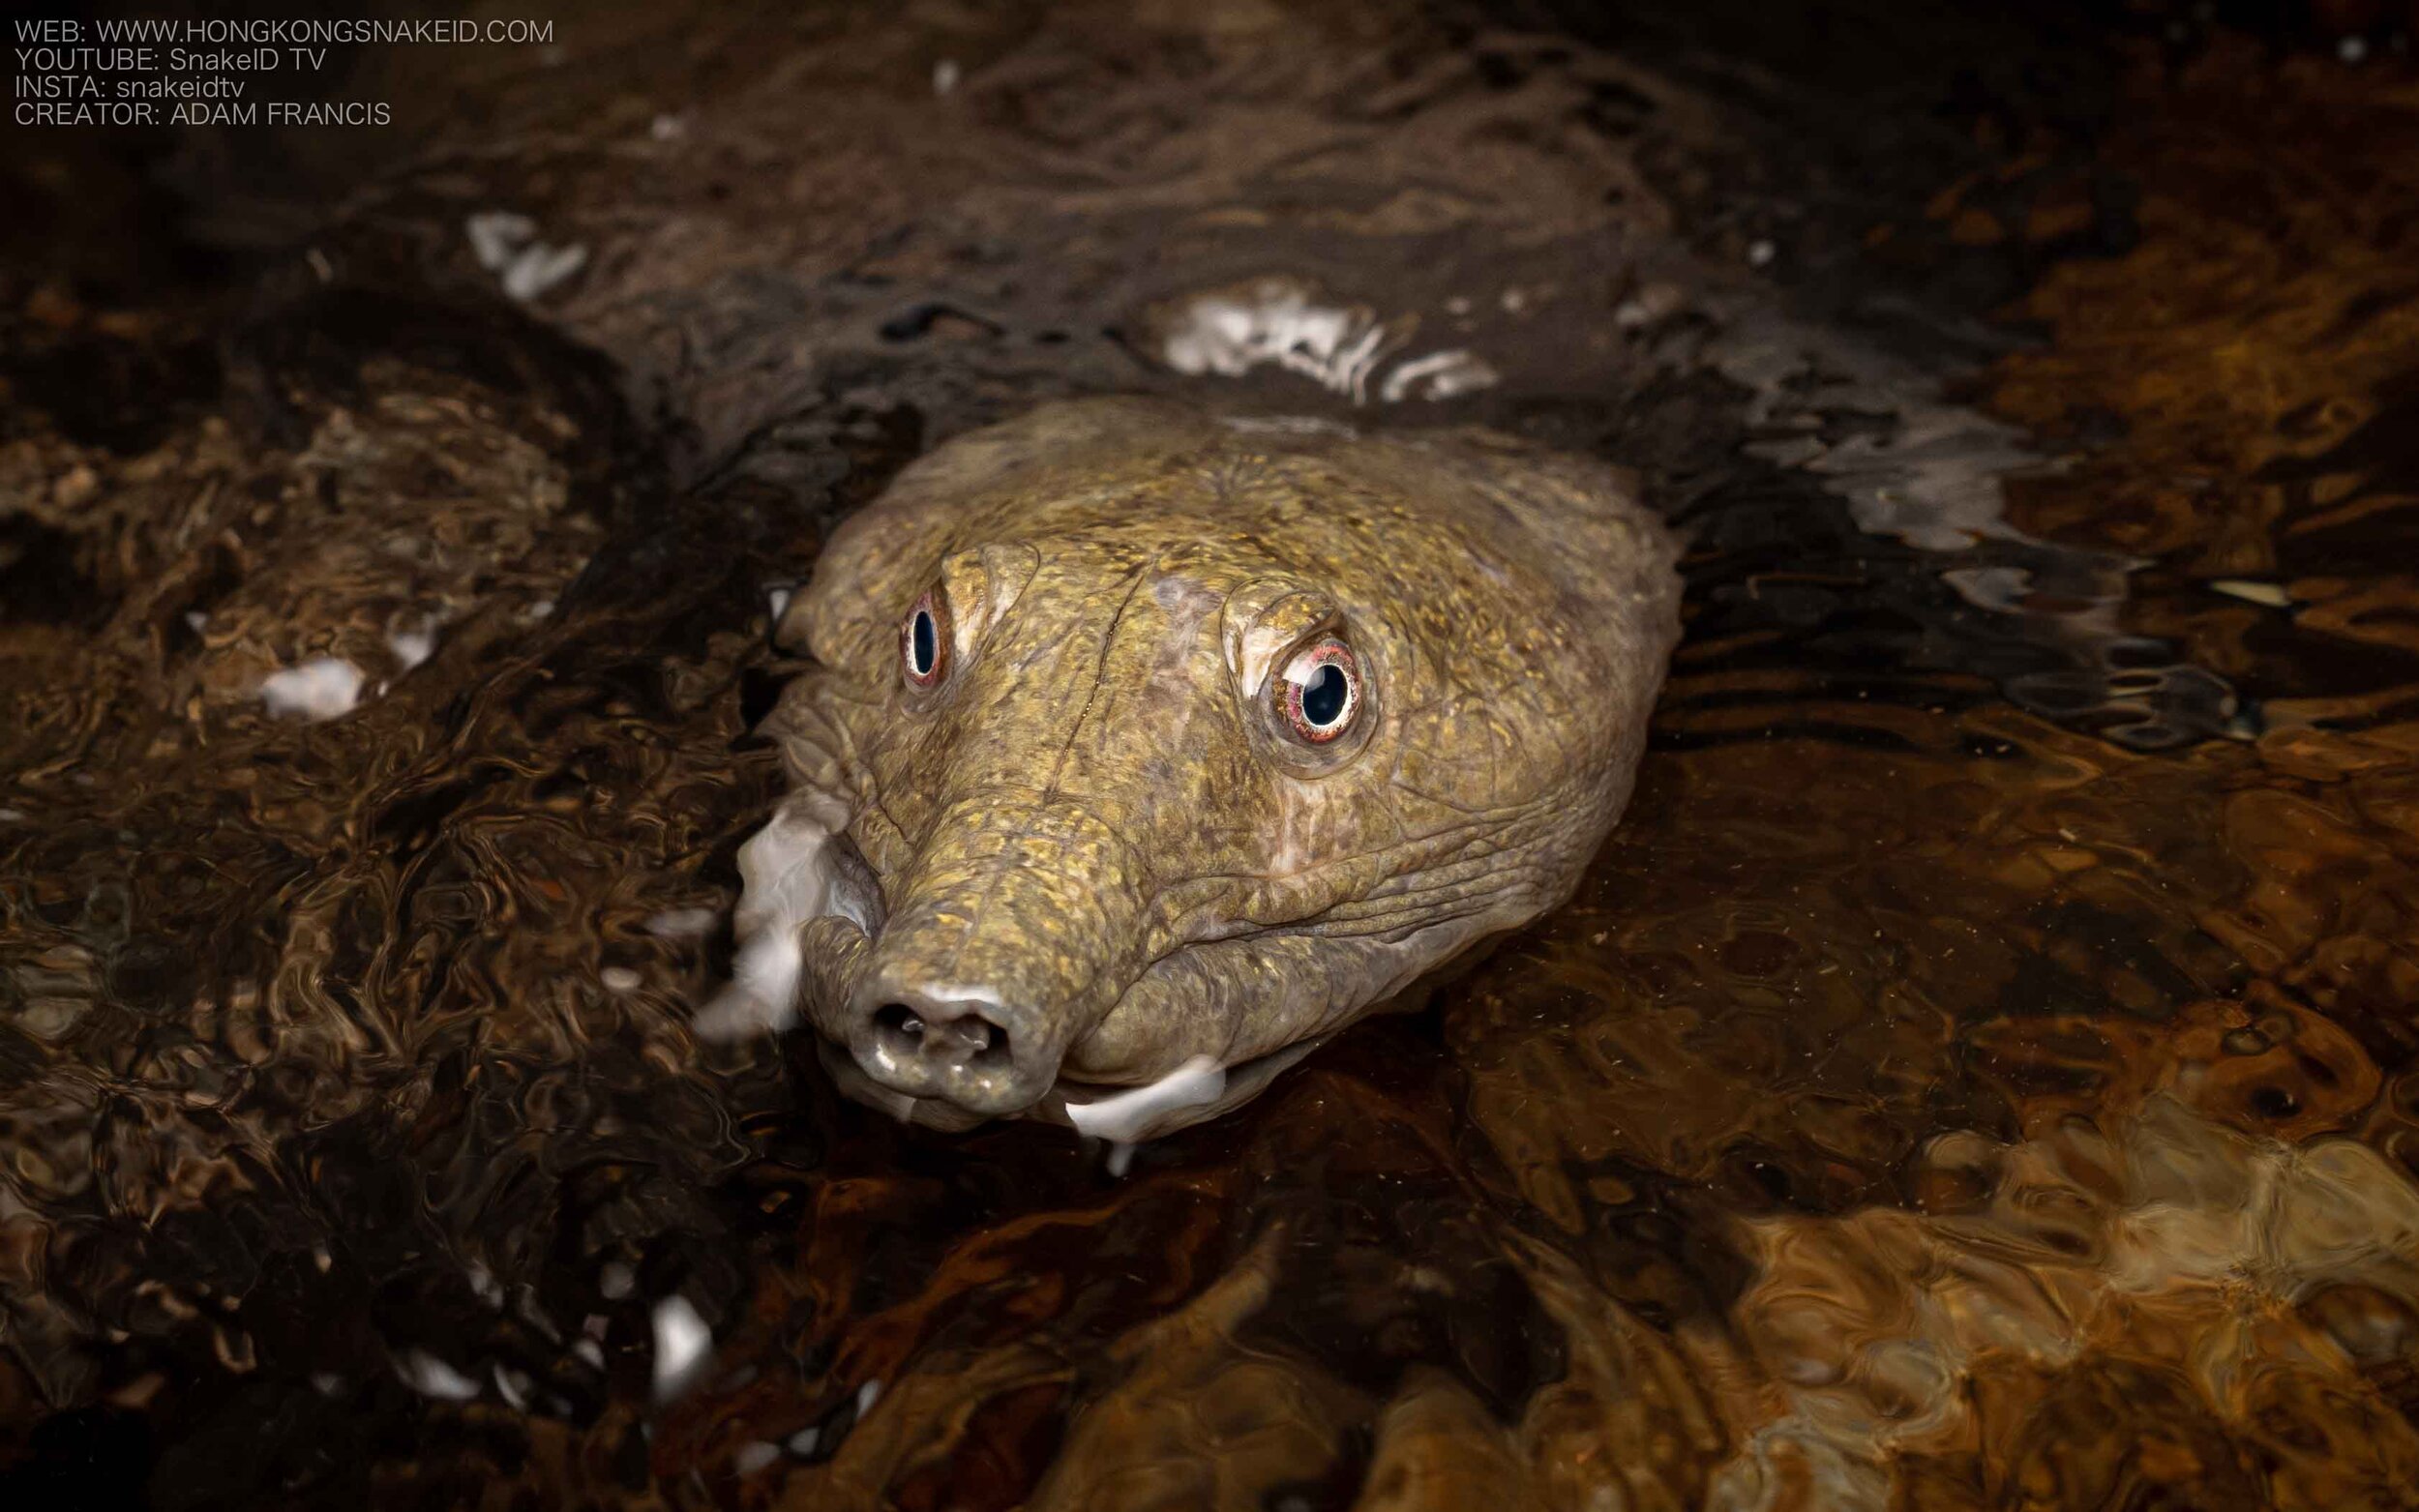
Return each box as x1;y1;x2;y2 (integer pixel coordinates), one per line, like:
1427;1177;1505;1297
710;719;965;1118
6;2;2419;1507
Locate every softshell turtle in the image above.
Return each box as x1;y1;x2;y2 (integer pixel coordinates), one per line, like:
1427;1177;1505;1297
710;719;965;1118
704;398;1681;1137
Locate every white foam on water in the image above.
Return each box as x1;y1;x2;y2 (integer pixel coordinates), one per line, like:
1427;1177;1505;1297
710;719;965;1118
1159;280;1399;403
644;906;719;939
1065;1055;1227;1171
396;1349;482;1402
493;1363;532;1410
259;657;365;721
695;798;848;1041
1379;348;1499;402
464;210;587;303
651;1294;712;1401
389;621;438;671
502;243;587;303
696;924;803;1041
1158;281;1512;406
466;1263;502;1308
464;211;535;269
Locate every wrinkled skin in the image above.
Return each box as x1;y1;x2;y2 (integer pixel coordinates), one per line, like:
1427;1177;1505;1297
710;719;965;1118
725;398;1681;1133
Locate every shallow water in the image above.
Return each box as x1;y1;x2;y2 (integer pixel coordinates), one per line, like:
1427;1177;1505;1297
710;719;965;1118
5;3;2419;1507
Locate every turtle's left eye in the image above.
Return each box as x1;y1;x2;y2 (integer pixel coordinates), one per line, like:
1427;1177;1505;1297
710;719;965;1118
901;587;949;689
1275;636;1359;744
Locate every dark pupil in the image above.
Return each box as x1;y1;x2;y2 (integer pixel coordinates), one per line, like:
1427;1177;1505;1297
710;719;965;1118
911;609;937;674
1300;664;1348;726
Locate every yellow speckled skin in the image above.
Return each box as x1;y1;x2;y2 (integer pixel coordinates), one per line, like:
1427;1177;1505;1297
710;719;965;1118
762;398;1681;1131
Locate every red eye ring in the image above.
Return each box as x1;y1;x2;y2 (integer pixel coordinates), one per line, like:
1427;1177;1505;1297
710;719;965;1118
901;588;949;689
1277;637;1359;744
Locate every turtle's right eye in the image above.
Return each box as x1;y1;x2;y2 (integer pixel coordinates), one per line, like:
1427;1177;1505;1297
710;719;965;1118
901;587;949;689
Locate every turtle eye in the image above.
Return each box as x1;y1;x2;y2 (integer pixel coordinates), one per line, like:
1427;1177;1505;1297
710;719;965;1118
901;588;949;689
1275;636;1359;744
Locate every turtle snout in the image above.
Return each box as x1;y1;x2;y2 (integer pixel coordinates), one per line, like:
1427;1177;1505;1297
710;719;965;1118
823;794;1145;1122
842;976;1056;1116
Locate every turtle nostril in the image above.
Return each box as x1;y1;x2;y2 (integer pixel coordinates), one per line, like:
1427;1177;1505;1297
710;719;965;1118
874;1001;926;1044
844;977;1052;1116
870;999;1009;1068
